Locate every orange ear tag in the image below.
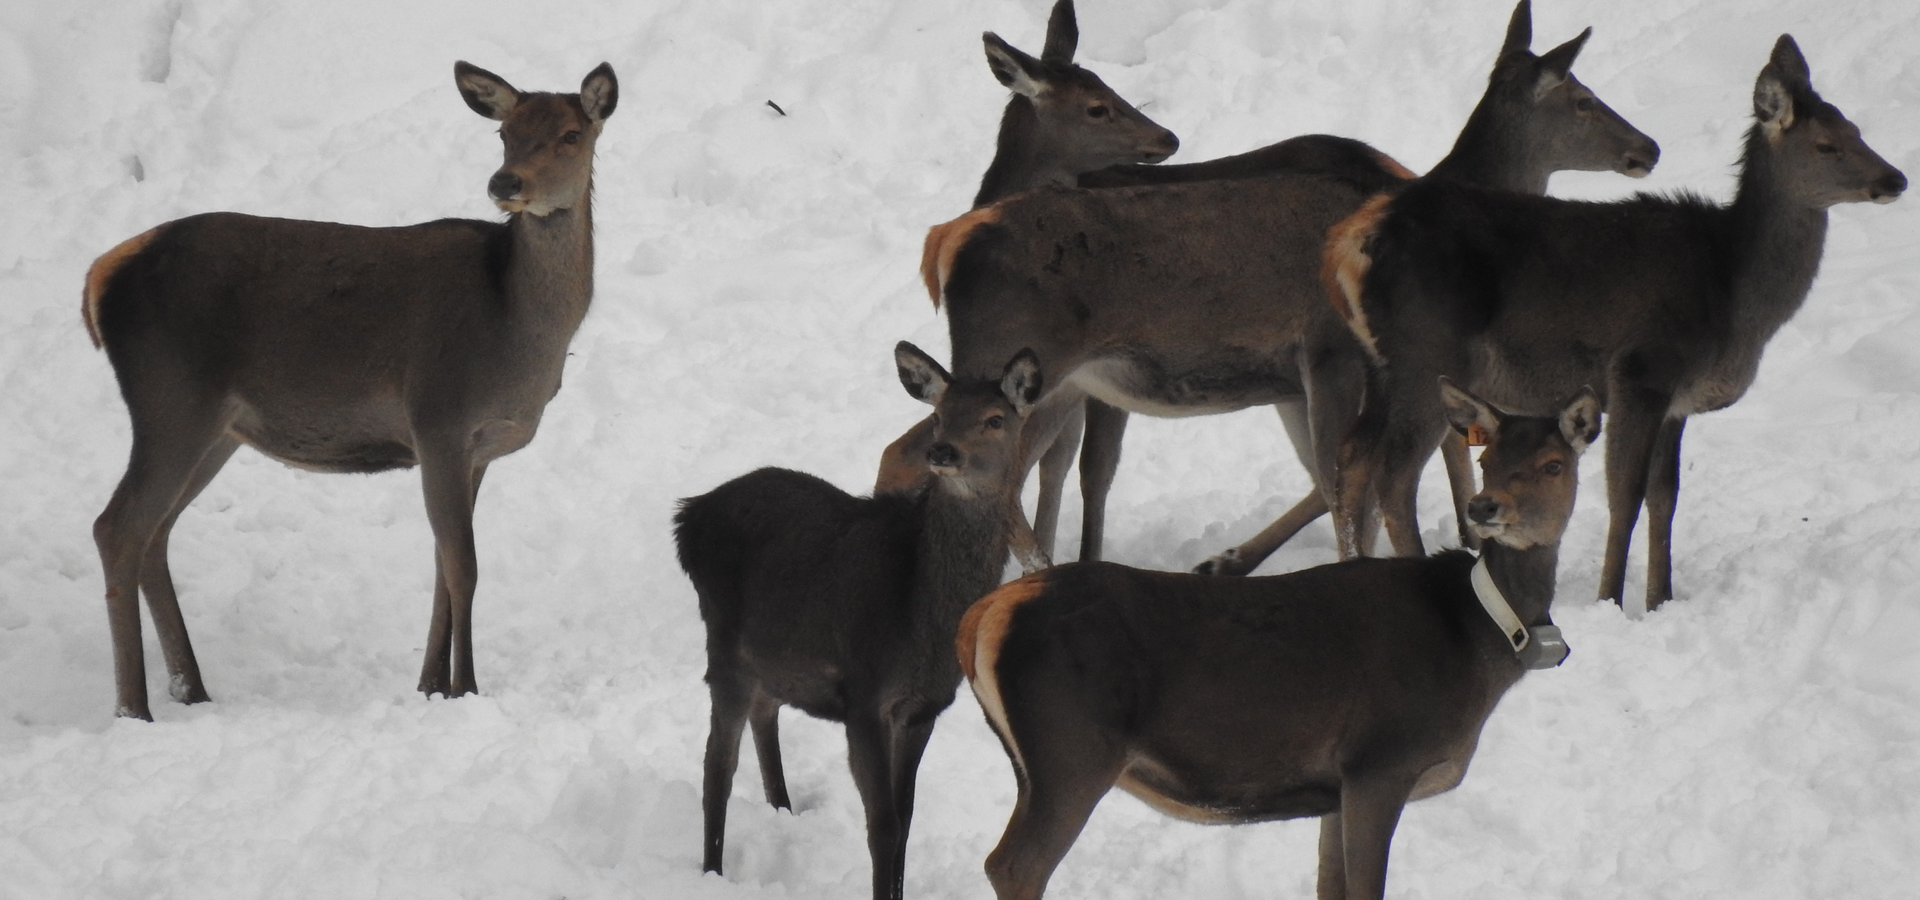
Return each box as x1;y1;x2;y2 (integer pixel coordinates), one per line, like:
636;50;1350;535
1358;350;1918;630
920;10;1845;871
1465;422;1490;447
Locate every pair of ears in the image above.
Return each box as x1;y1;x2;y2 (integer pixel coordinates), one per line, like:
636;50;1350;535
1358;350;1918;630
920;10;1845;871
982;0;1078;98
454;61;619;124
896;342;1043;416
1441;378;1602;456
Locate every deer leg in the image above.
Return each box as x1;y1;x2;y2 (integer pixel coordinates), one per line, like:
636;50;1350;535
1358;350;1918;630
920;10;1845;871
748;691;791;810
1075;400;1127;563
1598;390;1667;605
883;715;939;897
1642;417;1686;610
701;674;753;874
875;415;935;497
1440;432;1480;550
846;713;906;900
417;448;482;697
94;397;231;720
1316;813;1348;900
139;433;241;706
1335;774;1416;900
1377;421;1445;558
1196;492;1328;576
1197;400;1331;576
982;737;1124;900
1030;402;1085;562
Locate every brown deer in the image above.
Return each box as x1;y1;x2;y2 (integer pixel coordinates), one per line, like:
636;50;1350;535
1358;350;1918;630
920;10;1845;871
915;1;1655;576
879;0;1417;567
956;380;1598;900
676;343;1043;900
875;0;1176;575
82;61;617;720
1331;35;1905;608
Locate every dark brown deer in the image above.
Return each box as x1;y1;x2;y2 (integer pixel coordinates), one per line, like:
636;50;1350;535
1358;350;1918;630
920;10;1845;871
970;0;1180;209
915;1;1655;576
82;61;617;720
874;0;1175;574
879;0;1414;565
956;381;1598;900
1331;36;1905;608
676;343;1043;900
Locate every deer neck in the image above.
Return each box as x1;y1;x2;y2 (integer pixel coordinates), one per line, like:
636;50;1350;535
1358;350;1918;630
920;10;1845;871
504;189;596;338
1477;540;1560;631
1425;102;1552;195
911;479;1015;648
1729;152;1830;341
974;98;1076;207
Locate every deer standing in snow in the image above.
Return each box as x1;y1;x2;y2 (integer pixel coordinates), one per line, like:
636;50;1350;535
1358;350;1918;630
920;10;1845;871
83;62;616;720
1330;35;1905;608
958;380;1598;900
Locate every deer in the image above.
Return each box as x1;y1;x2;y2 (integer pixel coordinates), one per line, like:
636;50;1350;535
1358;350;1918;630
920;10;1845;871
879;0;1414;567
874;0;1176;575
81;61;617;721
913;1;1656;578
675;343;1044;900
1329;35;1906;609
956;380;1598;900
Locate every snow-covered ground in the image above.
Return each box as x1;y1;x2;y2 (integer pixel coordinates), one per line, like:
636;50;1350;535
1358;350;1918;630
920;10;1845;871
1;0;1916;897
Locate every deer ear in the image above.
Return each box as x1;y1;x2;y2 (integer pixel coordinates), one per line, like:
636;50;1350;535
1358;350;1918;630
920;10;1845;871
1559;388;1603;454
1001;349;1045;416
1533;27;1590;98
1439;377;1501;444
1755;36;1807;136
455;62;520;121
579;63;618;122
1041;0;1079;65
1499;0;1533;59
984;33;1050;98
896;341;952;406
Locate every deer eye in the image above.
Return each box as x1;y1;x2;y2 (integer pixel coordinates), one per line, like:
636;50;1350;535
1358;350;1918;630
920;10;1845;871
1816;142;1840;155
1543;460;1565;476
562;131;582;145
1574;97;1596;113
928;414;941;428
986;415;1006;430
1087;104;1110;119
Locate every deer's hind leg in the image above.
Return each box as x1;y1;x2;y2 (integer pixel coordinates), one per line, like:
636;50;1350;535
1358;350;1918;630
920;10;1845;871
701;670;754;874
748;691;791;810
139;432;242;705
982;728;1124;900
94;383;235;720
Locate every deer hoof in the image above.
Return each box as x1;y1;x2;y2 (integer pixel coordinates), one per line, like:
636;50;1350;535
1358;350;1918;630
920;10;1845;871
1193;548;1246;577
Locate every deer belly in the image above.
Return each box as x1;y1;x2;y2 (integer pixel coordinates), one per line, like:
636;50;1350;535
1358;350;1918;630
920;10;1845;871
1069;357;1294;418
1116;756;1338;824
229;407;417;474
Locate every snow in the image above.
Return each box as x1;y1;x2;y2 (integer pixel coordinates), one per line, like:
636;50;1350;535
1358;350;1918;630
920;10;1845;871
1;0;1916;897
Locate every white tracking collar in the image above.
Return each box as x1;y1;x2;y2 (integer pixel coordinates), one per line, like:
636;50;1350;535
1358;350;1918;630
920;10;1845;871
1470;556;1531;653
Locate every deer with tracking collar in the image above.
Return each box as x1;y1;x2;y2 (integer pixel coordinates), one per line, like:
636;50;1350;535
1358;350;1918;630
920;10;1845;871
83;61;616;720
914;1;1656;576
676;343;1043;900
1331;36;1906;608
957;381;1597;900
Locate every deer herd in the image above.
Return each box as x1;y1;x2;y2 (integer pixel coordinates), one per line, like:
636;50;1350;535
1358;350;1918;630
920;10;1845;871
77;2;1903;899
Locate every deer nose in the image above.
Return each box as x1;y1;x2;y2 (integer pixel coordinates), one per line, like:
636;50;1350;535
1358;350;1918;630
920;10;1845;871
1871;169;1907;204
1467;495;1502;525
488;171;523;200
1623;141;1660;178
1144;130;1179;163
926;442;960;469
